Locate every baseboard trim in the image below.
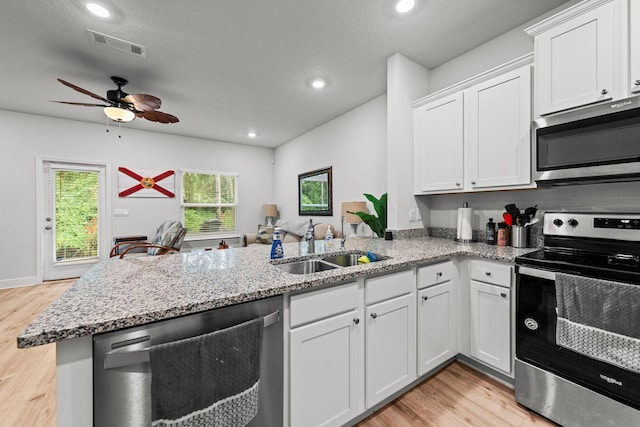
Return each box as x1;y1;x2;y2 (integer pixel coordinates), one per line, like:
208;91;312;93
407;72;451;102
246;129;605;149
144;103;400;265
0;276;38;290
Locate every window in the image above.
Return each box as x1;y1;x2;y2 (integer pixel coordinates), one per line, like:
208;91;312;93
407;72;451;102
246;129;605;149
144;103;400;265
181;170;238;237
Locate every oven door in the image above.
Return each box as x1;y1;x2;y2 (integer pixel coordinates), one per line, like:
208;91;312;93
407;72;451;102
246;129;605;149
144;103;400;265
516;265;640;410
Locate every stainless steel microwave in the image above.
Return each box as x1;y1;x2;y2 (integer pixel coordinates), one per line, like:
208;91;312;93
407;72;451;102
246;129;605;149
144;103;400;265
533;96;640;185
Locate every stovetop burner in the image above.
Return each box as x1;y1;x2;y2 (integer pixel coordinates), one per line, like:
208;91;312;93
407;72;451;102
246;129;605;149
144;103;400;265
516;212;640;283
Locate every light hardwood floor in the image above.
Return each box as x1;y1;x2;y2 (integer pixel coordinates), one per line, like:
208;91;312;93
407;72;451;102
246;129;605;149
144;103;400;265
1;280;556;427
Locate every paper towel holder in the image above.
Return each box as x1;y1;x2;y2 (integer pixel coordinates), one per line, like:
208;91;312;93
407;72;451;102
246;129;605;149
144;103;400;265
454;201;477;244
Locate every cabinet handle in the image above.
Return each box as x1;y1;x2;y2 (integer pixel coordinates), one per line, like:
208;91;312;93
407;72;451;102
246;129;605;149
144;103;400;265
500;293;507;298
635;80;640;86
353;318;360;325
422;295;429;301
370;313;378;319
485;271;492;276
436;272;442;277
471;180;476;185
455;182;461;187
601;89;609;95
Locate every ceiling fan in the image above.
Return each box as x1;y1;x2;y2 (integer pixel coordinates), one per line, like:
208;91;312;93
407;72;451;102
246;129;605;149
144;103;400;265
52;76;179;124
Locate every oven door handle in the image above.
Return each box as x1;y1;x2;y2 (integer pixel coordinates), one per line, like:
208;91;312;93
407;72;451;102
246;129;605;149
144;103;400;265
103;310;280;370
518;266;556;281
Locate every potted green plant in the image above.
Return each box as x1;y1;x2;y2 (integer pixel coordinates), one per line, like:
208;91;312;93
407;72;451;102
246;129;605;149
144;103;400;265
347;193;387;238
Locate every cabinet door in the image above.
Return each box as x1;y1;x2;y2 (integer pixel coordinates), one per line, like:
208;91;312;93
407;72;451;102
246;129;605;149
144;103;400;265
413;92;464;194
469;280;511;373
465;66;531;189
417;281;458;376
535;2;614;115
365;293;416;408
290;310;362;427
631;0;640;96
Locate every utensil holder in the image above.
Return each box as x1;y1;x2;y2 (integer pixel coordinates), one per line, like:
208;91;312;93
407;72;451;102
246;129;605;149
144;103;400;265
511;225;529;248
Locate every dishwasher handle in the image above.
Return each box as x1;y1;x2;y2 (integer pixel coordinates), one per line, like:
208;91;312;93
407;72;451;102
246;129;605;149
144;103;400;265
104;310;280;370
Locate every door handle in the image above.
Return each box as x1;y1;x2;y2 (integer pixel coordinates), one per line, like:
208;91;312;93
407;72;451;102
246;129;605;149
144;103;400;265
45;226;52;230
104;310;279;370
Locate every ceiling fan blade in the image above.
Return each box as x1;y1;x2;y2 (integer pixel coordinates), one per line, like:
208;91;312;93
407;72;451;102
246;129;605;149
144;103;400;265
122;94;162;111
51;101;109;107
57;79;111;103
137;110;179;124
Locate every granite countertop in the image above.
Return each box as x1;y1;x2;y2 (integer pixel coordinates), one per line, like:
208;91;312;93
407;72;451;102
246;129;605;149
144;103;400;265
18;236;538;348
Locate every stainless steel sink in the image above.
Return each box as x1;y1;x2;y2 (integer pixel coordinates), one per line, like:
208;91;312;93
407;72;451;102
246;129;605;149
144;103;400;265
275;259;340;274
320;253;362;267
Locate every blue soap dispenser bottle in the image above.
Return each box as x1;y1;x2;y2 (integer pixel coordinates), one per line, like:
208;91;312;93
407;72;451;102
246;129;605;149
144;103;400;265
270;227;284;259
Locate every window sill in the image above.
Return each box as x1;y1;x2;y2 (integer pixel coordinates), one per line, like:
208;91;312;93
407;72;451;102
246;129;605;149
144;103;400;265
184;233;240;242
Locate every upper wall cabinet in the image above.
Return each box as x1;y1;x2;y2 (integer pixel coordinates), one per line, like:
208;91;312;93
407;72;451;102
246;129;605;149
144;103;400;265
526;0;637;117
412;56;533;195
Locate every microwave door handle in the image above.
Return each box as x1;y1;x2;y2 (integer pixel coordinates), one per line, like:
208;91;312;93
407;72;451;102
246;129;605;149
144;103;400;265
518;266;556;281
103;310;280;370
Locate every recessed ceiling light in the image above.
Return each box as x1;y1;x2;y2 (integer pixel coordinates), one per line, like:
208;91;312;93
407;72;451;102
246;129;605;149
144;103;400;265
395;0;415;14
86;3;110;18
247;131;257;138
310;78;327;89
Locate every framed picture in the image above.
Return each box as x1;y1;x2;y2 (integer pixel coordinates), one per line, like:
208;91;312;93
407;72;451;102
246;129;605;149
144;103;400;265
298;167;332;216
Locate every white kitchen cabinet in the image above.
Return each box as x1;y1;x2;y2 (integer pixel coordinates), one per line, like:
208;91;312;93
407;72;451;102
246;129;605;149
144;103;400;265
417;281;457;376
468;260;512;374
413;92;464;193
465;66;531;189
525;0;640;116
364;269;416;409
289;282;362;427
416;262;457;376
413;58;533;194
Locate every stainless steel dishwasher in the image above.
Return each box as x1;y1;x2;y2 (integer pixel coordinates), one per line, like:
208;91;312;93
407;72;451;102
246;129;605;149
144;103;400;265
93;295;283;427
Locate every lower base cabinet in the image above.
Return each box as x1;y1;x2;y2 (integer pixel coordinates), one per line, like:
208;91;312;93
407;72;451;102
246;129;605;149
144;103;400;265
365;292;416;408
289;309;361;427
469;279;511;373
417;281;458;375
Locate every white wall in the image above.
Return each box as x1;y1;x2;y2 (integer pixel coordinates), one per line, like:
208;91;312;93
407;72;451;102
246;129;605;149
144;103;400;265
386;54;430;231
0;110;274;287
273;95;387;236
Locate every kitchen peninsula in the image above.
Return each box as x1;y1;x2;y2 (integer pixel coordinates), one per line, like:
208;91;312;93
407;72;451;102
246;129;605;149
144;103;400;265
18;236;537;425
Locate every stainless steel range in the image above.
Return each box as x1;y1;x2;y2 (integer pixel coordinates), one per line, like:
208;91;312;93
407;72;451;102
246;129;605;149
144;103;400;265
515;212;640;426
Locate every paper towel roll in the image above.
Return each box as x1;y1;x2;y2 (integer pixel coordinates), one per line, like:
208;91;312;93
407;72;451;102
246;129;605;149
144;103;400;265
457;207;473;241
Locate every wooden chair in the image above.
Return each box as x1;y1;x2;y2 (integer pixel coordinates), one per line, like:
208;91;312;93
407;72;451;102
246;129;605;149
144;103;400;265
110;220;187;259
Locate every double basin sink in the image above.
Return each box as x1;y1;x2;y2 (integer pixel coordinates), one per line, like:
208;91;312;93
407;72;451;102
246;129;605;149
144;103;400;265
274;251;386;275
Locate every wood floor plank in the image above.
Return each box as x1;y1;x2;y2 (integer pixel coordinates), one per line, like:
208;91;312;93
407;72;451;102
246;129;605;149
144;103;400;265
0;280;73;427
356;362;558;427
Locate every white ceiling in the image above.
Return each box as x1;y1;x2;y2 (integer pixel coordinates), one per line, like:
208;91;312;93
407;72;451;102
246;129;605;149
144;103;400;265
0;0;569;148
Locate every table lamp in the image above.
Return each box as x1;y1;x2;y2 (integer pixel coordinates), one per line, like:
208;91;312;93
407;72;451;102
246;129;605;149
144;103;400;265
341;201;366;237
263;204;278;227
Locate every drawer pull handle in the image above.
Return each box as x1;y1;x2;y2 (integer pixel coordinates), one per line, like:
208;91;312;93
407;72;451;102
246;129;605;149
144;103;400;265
635;79;640;86
370;313;378;319
456;182;461;186
437;272;442;277
601;89;609;95
353;318;360;325
501;293;507;298
485;271;492;276
422;295;429;301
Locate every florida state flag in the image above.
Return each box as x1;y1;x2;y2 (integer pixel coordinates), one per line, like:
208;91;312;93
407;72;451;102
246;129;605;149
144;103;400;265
118;167;175;198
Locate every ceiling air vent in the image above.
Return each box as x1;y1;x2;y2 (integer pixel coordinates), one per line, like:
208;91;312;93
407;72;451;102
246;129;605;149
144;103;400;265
87;29;145;57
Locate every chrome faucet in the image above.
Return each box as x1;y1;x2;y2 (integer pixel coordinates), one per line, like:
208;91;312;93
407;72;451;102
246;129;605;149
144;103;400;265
304;219;315;254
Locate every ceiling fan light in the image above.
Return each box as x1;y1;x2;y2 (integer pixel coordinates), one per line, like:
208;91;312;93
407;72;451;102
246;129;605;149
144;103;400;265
103;106;135;123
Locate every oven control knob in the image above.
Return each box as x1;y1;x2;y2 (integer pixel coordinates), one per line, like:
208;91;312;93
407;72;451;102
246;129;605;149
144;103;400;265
524;317;539;331
553;218;564;227
568;219;579;228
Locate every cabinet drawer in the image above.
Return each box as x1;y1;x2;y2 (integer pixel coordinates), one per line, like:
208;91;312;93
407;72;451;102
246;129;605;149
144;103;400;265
290;281;358;328
365;269;414;305
469;260;512;288
417;261;453;289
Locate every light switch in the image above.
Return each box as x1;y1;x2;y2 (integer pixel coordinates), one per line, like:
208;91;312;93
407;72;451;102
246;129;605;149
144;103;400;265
113;208;129;217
